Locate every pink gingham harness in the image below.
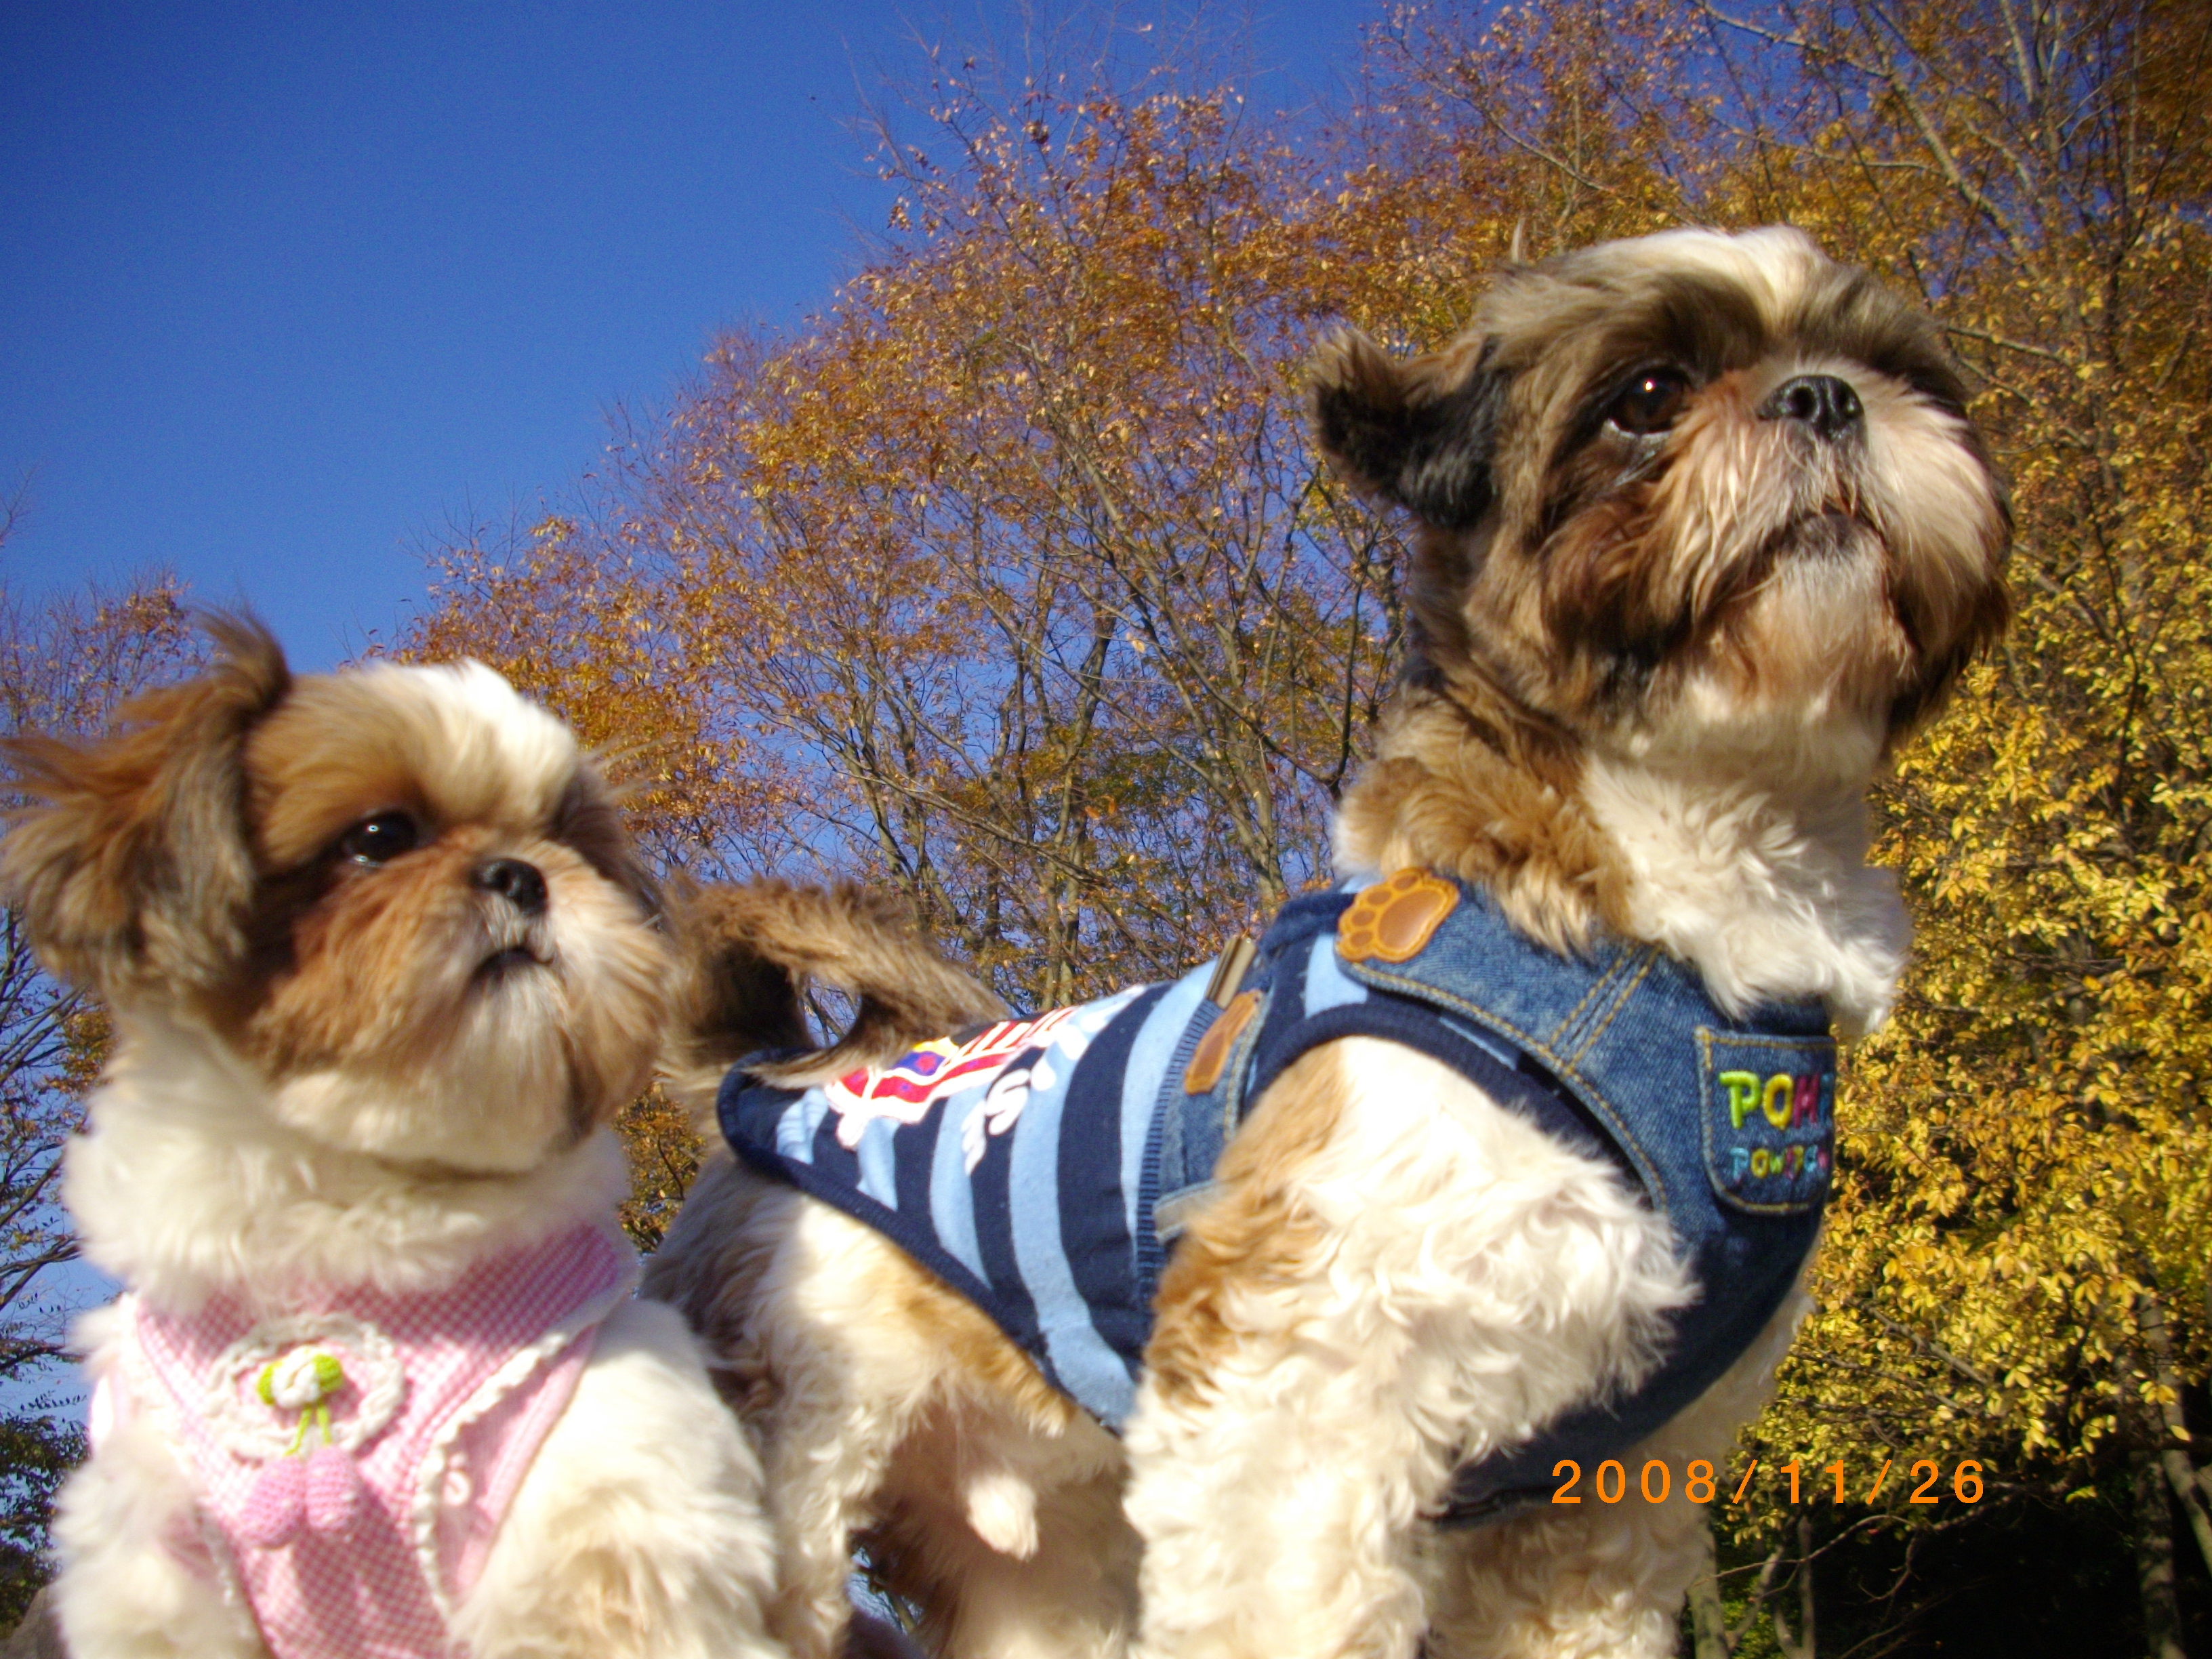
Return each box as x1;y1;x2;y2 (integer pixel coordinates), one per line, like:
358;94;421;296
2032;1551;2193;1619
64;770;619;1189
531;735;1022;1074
100;1224;634;1659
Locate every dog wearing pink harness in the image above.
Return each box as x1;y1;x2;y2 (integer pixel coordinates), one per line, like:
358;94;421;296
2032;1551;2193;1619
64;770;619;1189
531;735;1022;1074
102;1226;631;1659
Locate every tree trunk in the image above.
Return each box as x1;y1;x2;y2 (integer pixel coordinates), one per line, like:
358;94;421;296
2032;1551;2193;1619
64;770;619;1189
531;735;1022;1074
1769;1513;1817;1659
1688;1513;1732;1659
2134;1451;2189;1659
2139;1292;2212;1578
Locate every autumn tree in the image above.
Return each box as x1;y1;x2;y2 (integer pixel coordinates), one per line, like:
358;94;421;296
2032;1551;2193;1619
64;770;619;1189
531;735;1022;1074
417;53;1425;1008
1705;5;2209;1652
1361;1;2212;1651
0;488;202;1624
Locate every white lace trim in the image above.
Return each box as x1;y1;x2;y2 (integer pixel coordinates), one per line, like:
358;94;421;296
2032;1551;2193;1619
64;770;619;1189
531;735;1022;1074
407;1261;636;1620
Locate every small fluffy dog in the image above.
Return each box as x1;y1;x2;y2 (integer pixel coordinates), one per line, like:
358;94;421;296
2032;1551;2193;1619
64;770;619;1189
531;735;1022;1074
3;621;782;1659
647;227;2011;1659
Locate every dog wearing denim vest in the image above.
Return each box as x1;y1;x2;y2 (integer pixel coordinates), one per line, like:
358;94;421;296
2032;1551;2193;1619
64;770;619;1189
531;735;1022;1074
647;227;2011;1659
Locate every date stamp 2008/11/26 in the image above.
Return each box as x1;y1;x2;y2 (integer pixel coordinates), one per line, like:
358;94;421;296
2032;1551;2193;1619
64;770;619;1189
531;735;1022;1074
1549;1458;1986;1507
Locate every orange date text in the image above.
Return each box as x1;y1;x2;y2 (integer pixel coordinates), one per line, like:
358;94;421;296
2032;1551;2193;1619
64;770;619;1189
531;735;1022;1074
1548;1457;1984;1505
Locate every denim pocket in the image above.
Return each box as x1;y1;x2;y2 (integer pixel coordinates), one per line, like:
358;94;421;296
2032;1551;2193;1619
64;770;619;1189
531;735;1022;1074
1697;1029;1837;1215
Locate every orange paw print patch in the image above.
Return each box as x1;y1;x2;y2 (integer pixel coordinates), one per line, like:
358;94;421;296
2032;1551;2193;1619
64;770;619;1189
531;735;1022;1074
1337;870;1459;964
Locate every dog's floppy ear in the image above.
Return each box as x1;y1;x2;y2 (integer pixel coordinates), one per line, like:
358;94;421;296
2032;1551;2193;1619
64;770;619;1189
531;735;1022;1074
1309;327;1509;531
1;614;290;998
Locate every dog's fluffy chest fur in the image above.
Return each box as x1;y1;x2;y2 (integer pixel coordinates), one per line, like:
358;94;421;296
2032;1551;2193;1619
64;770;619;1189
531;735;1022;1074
1578;751;1908;1033
68;1010;634;1309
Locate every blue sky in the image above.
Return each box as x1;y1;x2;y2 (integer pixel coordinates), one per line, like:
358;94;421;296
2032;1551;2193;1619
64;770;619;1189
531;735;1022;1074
3;2;1373;672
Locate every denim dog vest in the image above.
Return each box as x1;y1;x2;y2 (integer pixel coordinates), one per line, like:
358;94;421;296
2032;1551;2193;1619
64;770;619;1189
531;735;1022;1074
718;872;1835;1523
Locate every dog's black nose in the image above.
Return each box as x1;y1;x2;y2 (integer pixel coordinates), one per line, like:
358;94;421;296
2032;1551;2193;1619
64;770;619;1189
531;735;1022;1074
1759;374;1863;441
474;858;548;916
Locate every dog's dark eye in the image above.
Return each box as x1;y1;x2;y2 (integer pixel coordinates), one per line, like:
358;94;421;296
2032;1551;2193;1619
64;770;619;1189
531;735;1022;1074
1607;370;1692;436
340;812;420;865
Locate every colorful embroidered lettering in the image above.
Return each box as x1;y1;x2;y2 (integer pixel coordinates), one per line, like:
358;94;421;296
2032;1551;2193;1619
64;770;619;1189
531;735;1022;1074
1725;1068;1835;1134
1760;1073;1795;1129
1743;1142;1828;1183
1793;1073;1821;1126
1721;1071;1763;1129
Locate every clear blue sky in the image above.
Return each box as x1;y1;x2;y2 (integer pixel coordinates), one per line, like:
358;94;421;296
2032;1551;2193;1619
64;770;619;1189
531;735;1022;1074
3;2;1373;672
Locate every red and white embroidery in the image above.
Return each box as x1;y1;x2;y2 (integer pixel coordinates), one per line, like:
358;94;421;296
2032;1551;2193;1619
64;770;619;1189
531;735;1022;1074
821;994;1139;1172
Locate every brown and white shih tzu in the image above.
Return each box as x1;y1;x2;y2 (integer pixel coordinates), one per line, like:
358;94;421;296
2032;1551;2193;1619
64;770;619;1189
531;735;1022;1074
3;621;781;1659
647;226;2011;1659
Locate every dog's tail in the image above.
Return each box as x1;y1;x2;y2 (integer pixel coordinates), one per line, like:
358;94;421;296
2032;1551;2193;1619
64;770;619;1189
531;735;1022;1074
663;878;1008;1125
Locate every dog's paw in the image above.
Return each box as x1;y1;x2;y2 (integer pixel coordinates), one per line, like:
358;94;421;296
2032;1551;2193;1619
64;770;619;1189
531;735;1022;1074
962;1467;1040;1559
